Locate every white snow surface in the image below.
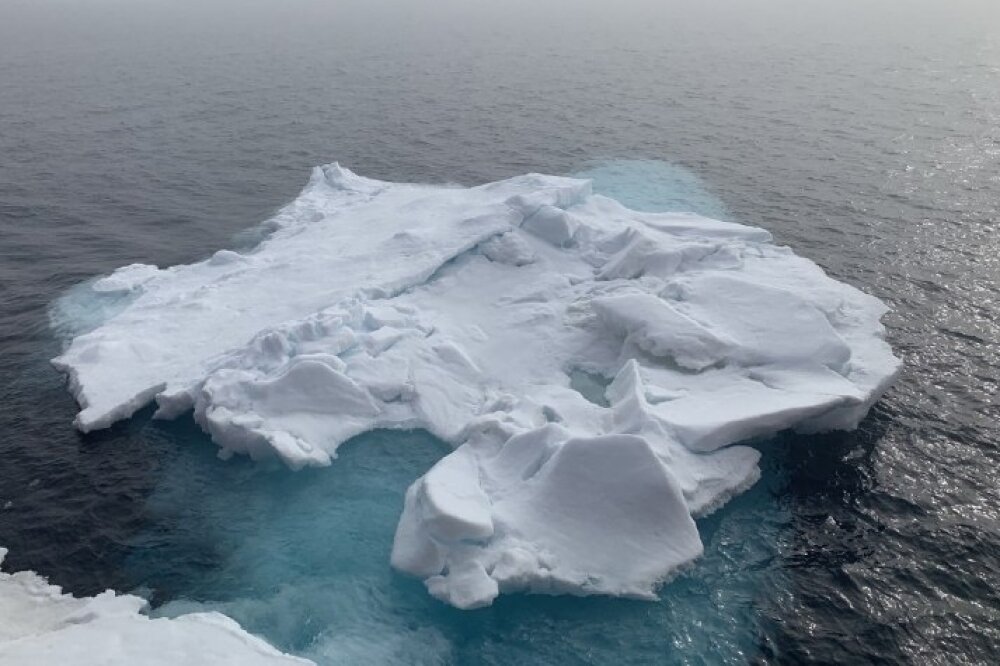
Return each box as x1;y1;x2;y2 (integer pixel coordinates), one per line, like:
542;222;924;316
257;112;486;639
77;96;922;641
0;547;311;665
53;164;900;609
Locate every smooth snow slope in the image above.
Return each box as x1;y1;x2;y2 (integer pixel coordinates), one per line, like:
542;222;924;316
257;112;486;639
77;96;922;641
53;164;900;608
0;548;310;665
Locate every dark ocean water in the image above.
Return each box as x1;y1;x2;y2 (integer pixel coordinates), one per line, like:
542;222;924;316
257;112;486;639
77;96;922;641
1;0;999;663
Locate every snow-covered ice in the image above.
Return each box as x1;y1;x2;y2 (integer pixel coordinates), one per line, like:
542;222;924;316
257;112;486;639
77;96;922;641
52;164;900;609
0;547;311;665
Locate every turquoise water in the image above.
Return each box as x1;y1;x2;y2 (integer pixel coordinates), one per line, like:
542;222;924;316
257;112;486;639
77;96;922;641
114;162;792;664
131;423;791;665
575;160;731;220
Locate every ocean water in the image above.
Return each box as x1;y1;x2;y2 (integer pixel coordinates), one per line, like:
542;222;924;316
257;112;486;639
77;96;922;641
2;0;999;663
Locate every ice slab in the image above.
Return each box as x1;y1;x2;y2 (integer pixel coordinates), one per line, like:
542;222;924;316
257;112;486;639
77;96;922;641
0;548;310;665
52;164;900;608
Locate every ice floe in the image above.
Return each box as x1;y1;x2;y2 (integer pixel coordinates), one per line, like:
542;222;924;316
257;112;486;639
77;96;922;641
0;547;310;665
52;164;900;609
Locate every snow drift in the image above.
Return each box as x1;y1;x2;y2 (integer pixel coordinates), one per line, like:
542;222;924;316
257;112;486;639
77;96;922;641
53;164;900;609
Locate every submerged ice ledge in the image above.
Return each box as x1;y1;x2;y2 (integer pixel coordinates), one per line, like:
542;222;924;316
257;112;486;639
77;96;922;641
0;548;310;665
53;164;900;609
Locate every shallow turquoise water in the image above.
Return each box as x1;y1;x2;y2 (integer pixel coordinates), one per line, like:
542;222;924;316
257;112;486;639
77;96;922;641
111;162;794;664
129;421;791;665
575;160;731;220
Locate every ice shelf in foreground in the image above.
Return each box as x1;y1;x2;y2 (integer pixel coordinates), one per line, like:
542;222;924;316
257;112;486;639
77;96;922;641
53;164;900;609
0;548;311;665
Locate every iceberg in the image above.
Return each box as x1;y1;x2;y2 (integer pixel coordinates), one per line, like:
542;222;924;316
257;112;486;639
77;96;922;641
0;548;310;665
52;164;900;609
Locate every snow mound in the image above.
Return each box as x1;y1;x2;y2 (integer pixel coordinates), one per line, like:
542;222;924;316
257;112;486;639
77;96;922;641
0;547;311;665
52;164;900;608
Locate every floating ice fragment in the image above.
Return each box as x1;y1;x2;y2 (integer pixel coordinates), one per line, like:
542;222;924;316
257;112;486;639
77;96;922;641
0;547;310;665
52;164;900;608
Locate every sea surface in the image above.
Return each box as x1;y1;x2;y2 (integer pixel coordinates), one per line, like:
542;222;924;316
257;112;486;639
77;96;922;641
1;0;999;663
